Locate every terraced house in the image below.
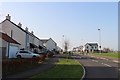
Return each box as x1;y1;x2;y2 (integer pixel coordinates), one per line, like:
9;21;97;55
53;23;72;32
0;14;57;58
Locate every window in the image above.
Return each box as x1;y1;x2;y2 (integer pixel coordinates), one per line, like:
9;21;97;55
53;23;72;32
19;51;28;53
91;46;93;49
87;46;88;49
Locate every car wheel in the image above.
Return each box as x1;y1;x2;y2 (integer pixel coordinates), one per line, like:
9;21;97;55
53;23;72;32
33;55;36;58
17;55;21;59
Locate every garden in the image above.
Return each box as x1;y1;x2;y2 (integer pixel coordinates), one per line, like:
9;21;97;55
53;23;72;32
2;53;54;77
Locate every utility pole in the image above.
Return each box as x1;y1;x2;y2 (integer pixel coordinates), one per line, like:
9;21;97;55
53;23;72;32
98;29;101;54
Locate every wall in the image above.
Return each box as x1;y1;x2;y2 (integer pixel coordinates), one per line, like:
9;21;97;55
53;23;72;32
0;38;8;58
1;20;26;49
46;39;57;51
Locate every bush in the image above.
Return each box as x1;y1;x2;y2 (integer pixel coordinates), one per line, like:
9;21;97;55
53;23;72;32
2;53;50;77
2;57;45;76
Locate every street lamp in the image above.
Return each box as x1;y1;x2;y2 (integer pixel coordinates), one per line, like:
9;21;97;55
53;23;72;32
98;29;101;53
62;35;65;52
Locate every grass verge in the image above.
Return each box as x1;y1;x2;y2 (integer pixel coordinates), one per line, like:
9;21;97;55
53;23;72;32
31;59;84;79
89;52;119;59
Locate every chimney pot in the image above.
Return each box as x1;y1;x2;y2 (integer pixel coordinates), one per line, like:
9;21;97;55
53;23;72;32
18;22;22;27
6;14;11;20
31;31;34;34
25;27;28;31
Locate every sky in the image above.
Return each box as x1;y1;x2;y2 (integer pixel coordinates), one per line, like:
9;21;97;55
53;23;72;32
0;2;118;50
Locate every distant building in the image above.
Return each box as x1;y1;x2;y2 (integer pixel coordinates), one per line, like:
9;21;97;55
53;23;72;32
73;46;84;52
84;43;98;53
40;38;57;51
57;46;62;52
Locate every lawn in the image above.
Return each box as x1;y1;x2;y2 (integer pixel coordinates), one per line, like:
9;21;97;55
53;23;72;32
89;52;119;58
31;59;84;79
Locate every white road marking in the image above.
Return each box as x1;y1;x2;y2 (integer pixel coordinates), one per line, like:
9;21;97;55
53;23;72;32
100;58;106;60
119;69;120;71
113;60;119;63
91;56;95;57
99;57;109;61
92;60;98;62
103;58;108;60
101;63;112;67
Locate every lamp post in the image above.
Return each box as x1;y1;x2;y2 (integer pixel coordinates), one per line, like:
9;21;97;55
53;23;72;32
98;29;101;54
62;35;64;52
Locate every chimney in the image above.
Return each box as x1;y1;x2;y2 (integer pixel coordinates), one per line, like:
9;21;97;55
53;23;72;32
6;14;11;20
18;22;22;27
31;31;34;34
25;27;28;31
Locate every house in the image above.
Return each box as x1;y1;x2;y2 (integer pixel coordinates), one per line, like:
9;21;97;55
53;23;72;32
0;32;20;58
25;27;45;53
0;14;45;58
56;46;62;52
40;38;57;51
84;43;98;53
0;14;27;49
73;46;83;52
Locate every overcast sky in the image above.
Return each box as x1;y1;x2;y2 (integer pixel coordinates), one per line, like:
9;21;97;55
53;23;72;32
0;2;118;50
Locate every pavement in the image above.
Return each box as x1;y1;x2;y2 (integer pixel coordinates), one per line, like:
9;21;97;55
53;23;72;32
2;55;59;80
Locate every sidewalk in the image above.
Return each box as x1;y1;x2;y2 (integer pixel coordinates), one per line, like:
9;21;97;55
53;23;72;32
3;55;59;79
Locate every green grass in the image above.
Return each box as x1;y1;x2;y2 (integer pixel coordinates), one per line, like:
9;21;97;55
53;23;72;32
31;59;84;79
90;52;119;58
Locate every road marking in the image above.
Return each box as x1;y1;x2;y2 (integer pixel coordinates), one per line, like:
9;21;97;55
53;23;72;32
101;63;112;67
92;60;98;62
100;58;106;60
99;58;109;61
113;60;119;63
103;58;108;60
119;69;120;71
91;56;95;57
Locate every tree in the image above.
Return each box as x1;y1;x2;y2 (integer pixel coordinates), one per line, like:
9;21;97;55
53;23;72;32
64;40;70;52
63;39;70;52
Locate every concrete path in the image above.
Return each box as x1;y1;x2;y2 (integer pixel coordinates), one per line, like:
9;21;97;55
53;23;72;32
2;55;59;80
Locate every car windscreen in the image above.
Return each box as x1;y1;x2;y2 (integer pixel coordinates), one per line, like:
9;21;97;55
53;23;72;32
19;51;28;53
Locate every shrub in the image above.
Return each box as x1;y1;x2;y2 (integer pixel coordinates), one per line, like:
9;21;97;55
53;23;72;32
2;57;42;76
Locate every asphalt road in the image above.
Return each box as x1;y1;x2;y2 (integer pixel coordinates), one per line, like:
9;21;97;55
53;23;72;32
72;54;119;80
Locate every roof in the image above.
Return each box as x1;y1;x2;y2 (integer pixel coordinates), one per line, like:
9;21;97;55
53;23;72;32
85;43;98;46
0;19;27;33
40;39;49;43
40;38;57;45
0;19;41;41
0;32;20;45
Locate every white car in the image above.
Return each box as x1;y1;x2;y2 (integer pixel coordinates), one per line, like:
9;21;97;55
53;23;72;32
16;50;40;58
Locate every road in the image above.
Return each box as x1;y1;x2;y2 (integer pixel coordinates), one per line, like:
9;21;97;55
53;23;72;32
72;53;119;80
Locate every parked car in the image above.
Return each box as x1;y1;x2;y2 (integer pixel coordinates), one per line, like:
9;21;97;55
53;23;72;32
16;50;40;58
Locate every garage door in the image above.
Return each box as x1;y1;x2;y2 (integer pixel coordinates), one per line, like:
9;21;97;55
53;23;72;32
9;46;19;58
